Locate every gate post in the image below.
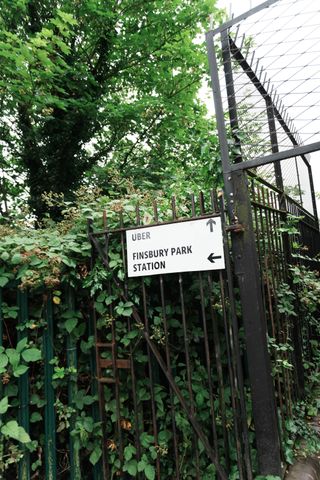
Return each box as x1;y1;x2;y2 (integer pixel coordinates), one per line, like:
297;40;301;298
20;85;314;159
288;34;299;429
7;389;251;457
206;31;282;476
230;170;282;476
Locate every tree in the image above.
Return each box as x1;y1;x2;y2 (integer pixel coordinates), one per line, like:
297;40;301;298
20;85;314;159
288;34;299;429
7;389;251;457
0;0;224;219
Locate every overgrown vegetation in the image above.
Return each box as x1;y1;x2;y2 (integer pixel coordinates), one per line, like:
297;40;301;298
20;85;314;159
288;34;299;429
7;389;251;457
0;186;237;478
0;185;319;479
0;0;224;219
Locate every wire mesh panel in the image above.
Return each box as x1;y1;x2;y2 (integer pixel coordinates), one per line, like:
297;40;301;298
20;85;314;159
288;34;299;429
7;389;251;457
209;0;320;215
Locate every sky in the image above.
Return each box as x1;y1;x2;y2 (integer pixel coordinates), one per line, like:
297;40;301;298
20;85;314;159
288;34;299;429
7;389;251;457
211;0;320;211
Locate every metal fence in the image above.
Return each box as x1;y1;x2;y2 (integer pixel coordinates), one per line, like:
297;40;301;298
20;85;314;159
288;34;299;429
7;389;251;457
0;180;319;479
206;0;320;476
88;191;253;480
1;1;320;479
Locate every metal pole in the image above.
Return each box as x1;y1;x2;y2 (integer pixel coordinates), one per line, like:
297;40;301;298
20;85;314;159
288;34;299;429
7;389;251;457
266;99;305;397
44;294;57;480
66;286;81;480
0;289;3;480
294;157;303;206
88;309;103;480
266;98;284;192
306;161;319;225
206;30;282;476
18;291;30;480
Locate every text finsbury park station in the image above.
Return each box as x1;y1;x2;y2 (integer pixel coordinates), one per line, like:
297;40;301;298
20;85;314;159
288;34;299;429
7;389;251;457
126;217;225;277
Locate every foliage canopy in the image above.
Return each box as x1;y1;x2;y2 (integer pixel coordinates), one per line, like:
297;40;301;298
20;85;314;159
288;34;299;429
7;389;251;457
0;0;224;218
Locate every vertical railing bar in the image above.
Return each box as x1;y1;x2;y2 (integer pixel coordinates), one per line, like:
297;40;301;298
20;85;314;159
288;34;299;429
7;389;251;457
199;191;205;215
136;203;161;480
44;293;57;480
178;275;201;479
18;290;30;480
264;256;285;427
88;310;103;480
87;219;110;479
119;210;142;473
212;26;281;473
66;286;81;480
105;212;124;470
218;272;246;479
102;211;121;471
254;184;284;417
172;196;201;479
271;191;296;407
141;282;161;479
110;282;124;464
252;187;263;272
198;274;220;456
268;189;293;422
159;276;180;478
210;190;219;214
192;195;220;460
263;189;291;418
208;277;232;471
219;195;253;479
208;278;231;468
275;205;296;399
0;288;2;410
153;198;180;478
93;305;110;476
261;188;288;417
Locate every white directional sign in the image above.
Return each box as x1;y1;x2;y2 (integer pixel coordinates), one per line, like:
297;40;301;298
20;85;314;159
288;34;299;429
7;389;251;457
126;216;225;277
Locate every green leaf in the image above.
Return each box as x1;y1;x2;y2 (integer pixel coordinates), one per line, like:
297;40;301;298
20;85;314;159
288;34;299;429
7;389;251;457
22;348;42;362
30;412;42;423
140;432;154;448
124;444;136;461
1;420;19;440
16;337;28;353
11;253;22;265
13;364;29;377
0;251;10;261
138;458;147;472
6;349;20;368
65;318;78;333
62;257;77;268
18;426;31;443
89;446;102;466
1;420;31;443
145;464;156;480
0;396;9;414
124;459;137;476
0;353;8;369
83;416;94;433
0;276;9;287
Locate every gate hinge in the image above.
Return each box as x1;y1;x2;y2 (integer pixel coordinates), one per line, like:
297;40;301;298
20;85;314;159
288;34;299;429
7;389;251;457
225;223;245;233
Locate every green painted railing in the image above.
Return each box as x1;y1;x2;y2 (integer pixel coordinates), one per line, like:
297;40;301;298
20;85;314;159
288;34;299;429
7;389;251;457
18;291;30;480
44;295;57;480
0;284;103;479
66;287;81;480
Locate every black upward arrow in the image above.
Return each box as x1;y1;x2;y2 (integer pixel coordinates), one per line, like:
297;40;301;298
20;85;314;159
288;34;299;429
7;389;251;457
206;218;216;232
208;253;222;263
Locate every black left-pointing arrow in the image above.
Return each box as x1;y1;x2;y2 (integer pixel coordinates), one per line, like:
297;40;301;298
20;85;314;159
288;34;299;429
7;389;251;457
208;253;222;263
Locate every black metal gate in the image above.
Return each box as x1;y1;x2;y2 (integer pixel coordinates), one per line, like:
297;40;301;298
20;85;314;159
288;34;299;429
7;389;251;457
88;192;253;480
206;0;320;476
